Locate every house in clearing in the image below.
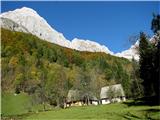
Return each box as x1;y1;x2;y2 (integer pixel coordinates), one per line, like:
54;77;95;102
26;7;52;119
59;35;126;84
66;90;82;107
66;90;98;107
100;84;126;104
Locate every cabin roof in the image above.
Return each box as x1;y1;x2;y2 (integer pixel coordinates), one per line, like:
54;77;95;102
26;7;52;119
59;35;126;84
100;84;125;99
67;90;98;102
67;90;80;102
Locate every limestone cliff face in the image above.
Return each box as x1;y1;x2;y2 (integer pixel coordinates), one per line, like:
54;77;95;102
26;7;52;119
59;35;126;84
0;7;114;55
1;7;140;60
0;17;29;33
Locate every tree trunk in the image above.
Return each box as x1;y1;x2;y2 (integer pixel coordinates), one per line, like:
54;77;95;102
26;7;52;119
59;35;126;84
43;102;45;111
87;96;90;105
63;97;66;109
98;99;101;105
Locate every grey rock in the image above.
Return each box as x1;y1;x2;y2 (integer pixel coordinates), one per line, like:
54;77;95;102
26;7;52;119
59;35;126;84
0;17;29;33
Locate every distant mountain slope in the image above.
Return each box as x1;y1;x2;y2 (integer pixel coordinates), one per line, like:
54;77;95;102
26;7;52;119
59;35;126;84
0;7;71;47
115;42;139;60
0;7;138;60
71;38;114;54
0;7;114;54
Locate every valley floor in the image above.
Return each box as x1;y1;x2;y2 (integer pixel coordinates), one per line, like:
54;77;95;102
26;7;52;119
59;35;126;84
3;102;160;120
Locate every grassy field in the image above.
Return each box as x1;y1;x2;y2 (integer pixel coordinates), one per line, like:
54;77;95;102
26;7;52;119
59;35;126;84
1;92;32;116
2;93;160;120
1;92;52;117
22;102;160;120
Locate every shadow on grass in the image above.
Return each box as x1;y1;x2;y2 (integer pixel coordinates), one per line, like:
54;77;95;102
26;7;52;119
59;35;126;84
122;108;160;120
142;109;160;120
144;109;160;112
123;112;142;120
124;96;160;106
1;113;32;120
1;110;51;120
123;97;160;120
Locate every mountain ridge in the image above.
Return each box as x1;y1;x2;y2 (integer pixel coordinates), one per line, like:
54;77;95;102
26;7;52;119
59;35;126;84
0;7;138;60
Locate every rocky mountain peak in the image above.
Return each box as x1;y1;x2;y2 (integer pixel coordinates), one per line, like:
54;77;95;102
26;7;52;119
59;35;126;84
1;7;139;60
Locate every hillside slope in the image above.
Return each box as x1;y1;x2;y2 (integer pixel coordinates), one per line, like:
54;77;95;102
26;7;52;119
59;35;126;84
1;28;133;109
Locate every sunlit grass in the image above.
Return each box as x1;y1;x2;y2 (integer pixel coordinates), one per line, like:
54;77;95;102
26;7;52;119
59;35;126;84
23;102;160;120
2;92;31;116
2;93;160;120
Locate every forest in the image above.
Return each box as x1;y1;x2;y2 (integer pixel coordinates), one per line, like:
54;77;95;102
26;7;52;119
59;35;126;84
1;28;139;108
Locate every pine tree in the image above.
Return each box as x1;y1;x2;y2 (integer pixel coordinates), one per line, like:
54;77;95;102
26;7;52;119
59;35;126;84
139;32;155;96
151;14;160;34
151;14;160;98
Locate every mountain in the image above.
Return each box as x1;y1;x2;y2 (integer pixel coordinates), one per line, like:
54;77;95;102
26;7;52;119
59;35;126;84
71;38;114;54
0;7;138;60
0;17;29;33
0;7;71;48
115;35;159;60
115;41;139;60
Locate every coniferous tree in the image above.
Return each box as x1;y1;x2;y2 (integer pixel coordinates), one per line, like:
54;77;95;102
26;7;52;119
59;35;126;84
151;14;160;97
151;14;160;33
139;32;155;96
139;14;160;98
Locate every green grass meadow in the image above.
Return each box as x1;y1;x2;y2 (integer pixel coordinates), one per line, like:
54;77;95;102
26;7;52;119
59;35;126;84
23;103;160;120
1;93;160;120
1;93;52;117
1;92;31;116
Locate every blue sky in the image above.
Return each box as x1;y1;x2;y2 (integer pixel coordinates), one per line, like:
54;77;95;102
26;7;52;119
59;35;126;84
1;1;159;53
